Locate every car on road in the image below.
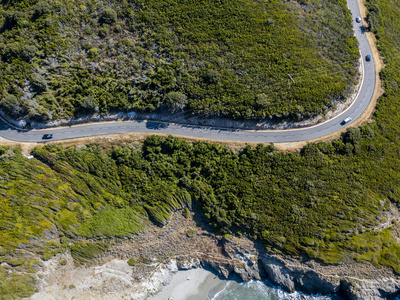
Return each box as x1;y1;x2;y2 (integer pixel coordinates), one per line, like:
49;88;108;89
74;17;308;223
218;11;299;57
365;55;372;62
356;17;362;23
42;134;53;139
341;117;352;125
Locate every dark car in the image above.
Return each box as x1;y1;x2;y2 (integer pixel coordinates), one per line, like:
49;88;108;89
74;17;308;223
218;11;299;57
365;55;372;62
42;134;53;139
356;17;362;23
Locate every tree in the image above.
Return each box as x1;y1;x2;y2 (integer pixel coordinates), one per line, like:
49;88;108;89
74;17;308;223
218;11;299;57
101;8;117;24
4;10;25;29
1;94;22;116
205;69;222;84
164;92;187;110
34;1;52;18
343;127;361;145
256;93;270;107
87;48;99;59
21;45;38;62
81;96;99;112
3;43;20;62
31;75;47;93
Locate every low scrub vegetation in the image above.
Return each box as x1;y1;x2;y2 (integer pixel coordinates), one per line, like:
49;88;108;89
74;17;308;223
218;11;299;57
1;0;400;297
0;0;358;122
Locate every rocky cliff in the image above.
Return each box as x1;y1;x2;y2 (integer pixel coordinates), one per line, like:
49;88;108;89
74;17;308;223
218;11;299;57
28;210;400;300
200;235;400;300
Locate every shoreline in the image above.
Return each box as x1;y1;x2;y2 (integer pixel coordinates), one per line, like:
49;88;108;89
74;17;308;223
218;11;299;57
147;268;227;300
145;267;341;300
26;209;400;300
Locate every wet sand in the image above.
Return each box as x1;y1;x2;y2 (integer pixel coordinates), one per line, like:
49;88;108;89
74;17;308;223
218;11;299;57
147;268;227;300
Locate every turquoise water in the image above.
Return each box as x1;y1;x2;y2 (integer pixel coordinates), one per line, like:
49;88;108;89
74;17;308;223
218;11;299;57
212;280;341;300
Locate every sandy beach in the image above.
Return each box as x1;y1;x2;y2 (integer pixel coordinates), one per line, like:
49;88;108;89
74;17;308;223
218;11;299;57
147;268;227;300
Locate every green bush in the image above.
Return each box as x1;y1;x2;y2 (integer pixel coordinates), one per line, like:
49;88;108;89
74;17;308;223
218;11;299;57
0;149;16;162
81;96;99;112
3;43;21;62
34;1;52;17
182;207;190;219
101;8;117;24
164;92;187;110
98;26;109;38
30;75;47;93
1;94;22;116
127;258;136;266
21;45;38;62
255;93;270;108
87;48;99;59
204;69;222;84
114;24;122;33
4;10;25;29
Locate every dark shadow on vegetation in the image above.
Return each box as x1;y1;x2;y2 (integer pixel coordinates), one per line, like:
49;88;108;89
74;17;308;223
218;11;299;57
0;118;30;133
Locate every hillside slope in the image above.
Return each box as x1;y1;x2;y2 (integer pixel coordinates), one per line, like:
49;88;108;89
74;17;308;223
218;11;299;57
4;0;400;297
0;0;358;122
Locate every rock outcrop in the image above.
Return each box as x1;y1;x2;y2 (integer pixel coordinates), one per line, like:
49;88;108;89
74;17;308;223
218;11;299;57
29;211;400;300
198;235;400;300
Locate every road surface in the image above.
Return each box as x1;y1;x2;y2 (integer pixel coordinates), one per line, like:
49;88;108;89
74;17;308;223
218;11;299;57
0;0;375;144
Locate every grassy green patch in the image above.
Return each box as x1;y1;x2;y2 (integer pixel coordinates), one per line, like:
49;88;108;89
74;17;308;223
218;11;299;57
70;242;109;265
77;207;148;237
0;266;36;299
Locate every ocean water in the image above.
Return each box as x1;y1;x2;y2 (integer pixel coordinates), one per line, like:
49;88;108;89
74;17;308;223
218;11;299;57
211;280;342;300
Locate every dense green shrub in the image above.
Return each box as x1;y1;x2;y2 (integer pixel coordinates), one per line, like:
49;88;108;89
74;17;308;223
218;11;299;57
164;92;187;110
204;69;222;84
81;96;99;112
87;47;99;59
1;94;22;116
101;8;117;24
21;45;37;62
3;10;25;29
34;1;52;18
98;25;109;38
2;42;20;61
30;74;47;93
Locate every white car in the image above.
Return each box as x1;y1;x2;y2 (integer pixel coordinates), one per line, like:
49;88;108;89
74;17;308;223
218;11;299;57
342;117;352;125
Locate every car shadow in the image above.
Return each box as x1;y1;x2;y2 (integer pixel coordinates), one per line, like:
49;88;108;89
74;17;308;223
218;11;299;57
145;121;169;130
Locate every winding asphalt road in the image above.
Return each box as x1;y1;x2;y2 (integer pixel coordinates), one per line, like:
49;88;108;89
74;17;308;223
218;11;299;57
0;0;375;143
